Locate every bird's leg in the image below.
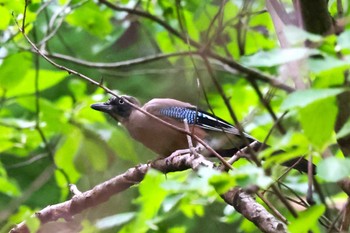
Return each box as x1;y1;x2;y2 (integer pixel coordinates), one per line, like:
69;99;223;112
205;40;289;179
164;120;204;165
183;119;200;158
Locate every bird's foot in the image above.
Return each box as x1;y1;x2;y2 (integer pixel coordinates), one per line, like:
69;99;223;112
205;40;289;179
164;148;192;165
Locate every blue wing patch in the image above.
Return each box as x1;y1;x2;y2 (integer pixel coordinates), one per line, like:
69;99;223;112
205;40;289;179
159;107;234;131
159;107;197;124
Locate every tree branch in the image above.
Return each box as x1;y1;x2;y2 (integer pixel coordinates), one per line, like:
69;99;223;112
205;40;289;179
10;153;286;233
98;0;295;93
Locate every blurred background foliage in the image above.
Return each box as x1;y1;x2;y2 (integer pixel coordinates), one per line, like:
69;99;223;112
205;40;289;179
0;0;350;232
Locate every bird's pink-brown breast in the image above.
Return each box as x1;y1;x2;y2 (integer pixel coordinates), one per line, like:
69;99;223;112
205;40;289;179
123;99;207;157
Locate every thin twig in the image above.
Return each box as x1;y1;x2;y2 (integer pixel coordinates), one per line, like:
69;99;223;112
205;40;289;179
248;76;286;134
183;119;199;157
17;19;233;170
201;55;260;166
31;27;71;186
256;191;287;224
98;0;295;93
42;51;198;69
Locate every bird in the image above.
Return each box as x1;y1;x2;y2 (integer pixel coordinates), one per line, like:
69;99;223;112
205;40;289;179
91;95;316;174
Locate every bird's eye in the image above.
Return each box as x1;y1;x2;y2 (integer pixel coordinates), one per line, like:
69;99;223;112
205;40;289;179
118;98;124;104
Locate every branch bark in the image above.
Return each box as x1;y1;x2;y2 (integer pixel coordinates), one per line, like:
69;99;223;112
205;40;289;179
10;153;286;233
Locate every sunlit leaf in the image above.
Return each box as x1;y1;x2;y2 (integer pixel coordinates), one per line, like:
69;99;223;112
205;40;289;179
54;126;82;190
337;30;350;51
119;169;167;233
318;157;350;182
337;118;350;139
308;55;348;73
209;172;236;194
26;216;40;233
241;48;318;67
0;118;36;129
0;6;11;30
299;97;338;149
229;165;273;189
68;79;87;99
8;206;34;224
183;11;199;41
7;69;67;96
312;68;345;88
17;97;65;133
0;176;21;197
80;220;98;233
288;205;325;233
65;1;113;38
284;25;323;45
136;169;167;217
167;226;186;233
0;52;31;91
281;88;344;110
162;194;183;212
193;3;219;32
96;212;136;230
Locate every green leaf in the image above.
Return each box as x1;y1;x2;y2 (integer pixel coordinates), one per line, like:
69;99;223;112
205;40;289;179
108;129;138;163
0;176;21;197
120;169;168;233
299;97;338;149
96;212;136;230
0;52;32;91
288;205;325;233
337;118;350;139
156;31;177;54
209;172;236;194
281;88;344;110
211;82;259;122
8;206;34;224
312;68;345;88
167;227;187;233
183;10;199;41
0;6;11;30
229;165;273;189
17;97;65;132
0;118;36;129
241;48;318;67
65;1;113;38
284;25;323;45
26;216;40;233
6;69;67;96
68;79;87;99
338;30;350;51
193;3;219;32
54;126;82;189
136;169;167;218
308;55;348;74
75;138;108;173
318;157;350;182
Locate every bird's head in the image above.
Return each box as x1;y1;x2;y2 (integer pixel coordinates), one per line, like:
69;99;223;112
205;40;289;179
91;95;141;122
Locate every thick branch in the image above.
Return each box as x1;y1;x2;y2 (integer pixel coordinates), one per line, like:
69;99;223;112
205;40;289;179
298;0;334;35
10;154;285;233
222;189;287;233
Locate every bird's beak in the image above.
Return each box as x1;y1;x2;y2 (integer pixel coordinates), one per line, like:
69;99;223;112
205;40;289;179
91;102;112;113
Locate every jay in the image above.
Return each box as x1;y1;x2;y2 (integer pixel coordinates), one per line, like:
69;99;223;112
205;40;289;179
91;95;315;174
